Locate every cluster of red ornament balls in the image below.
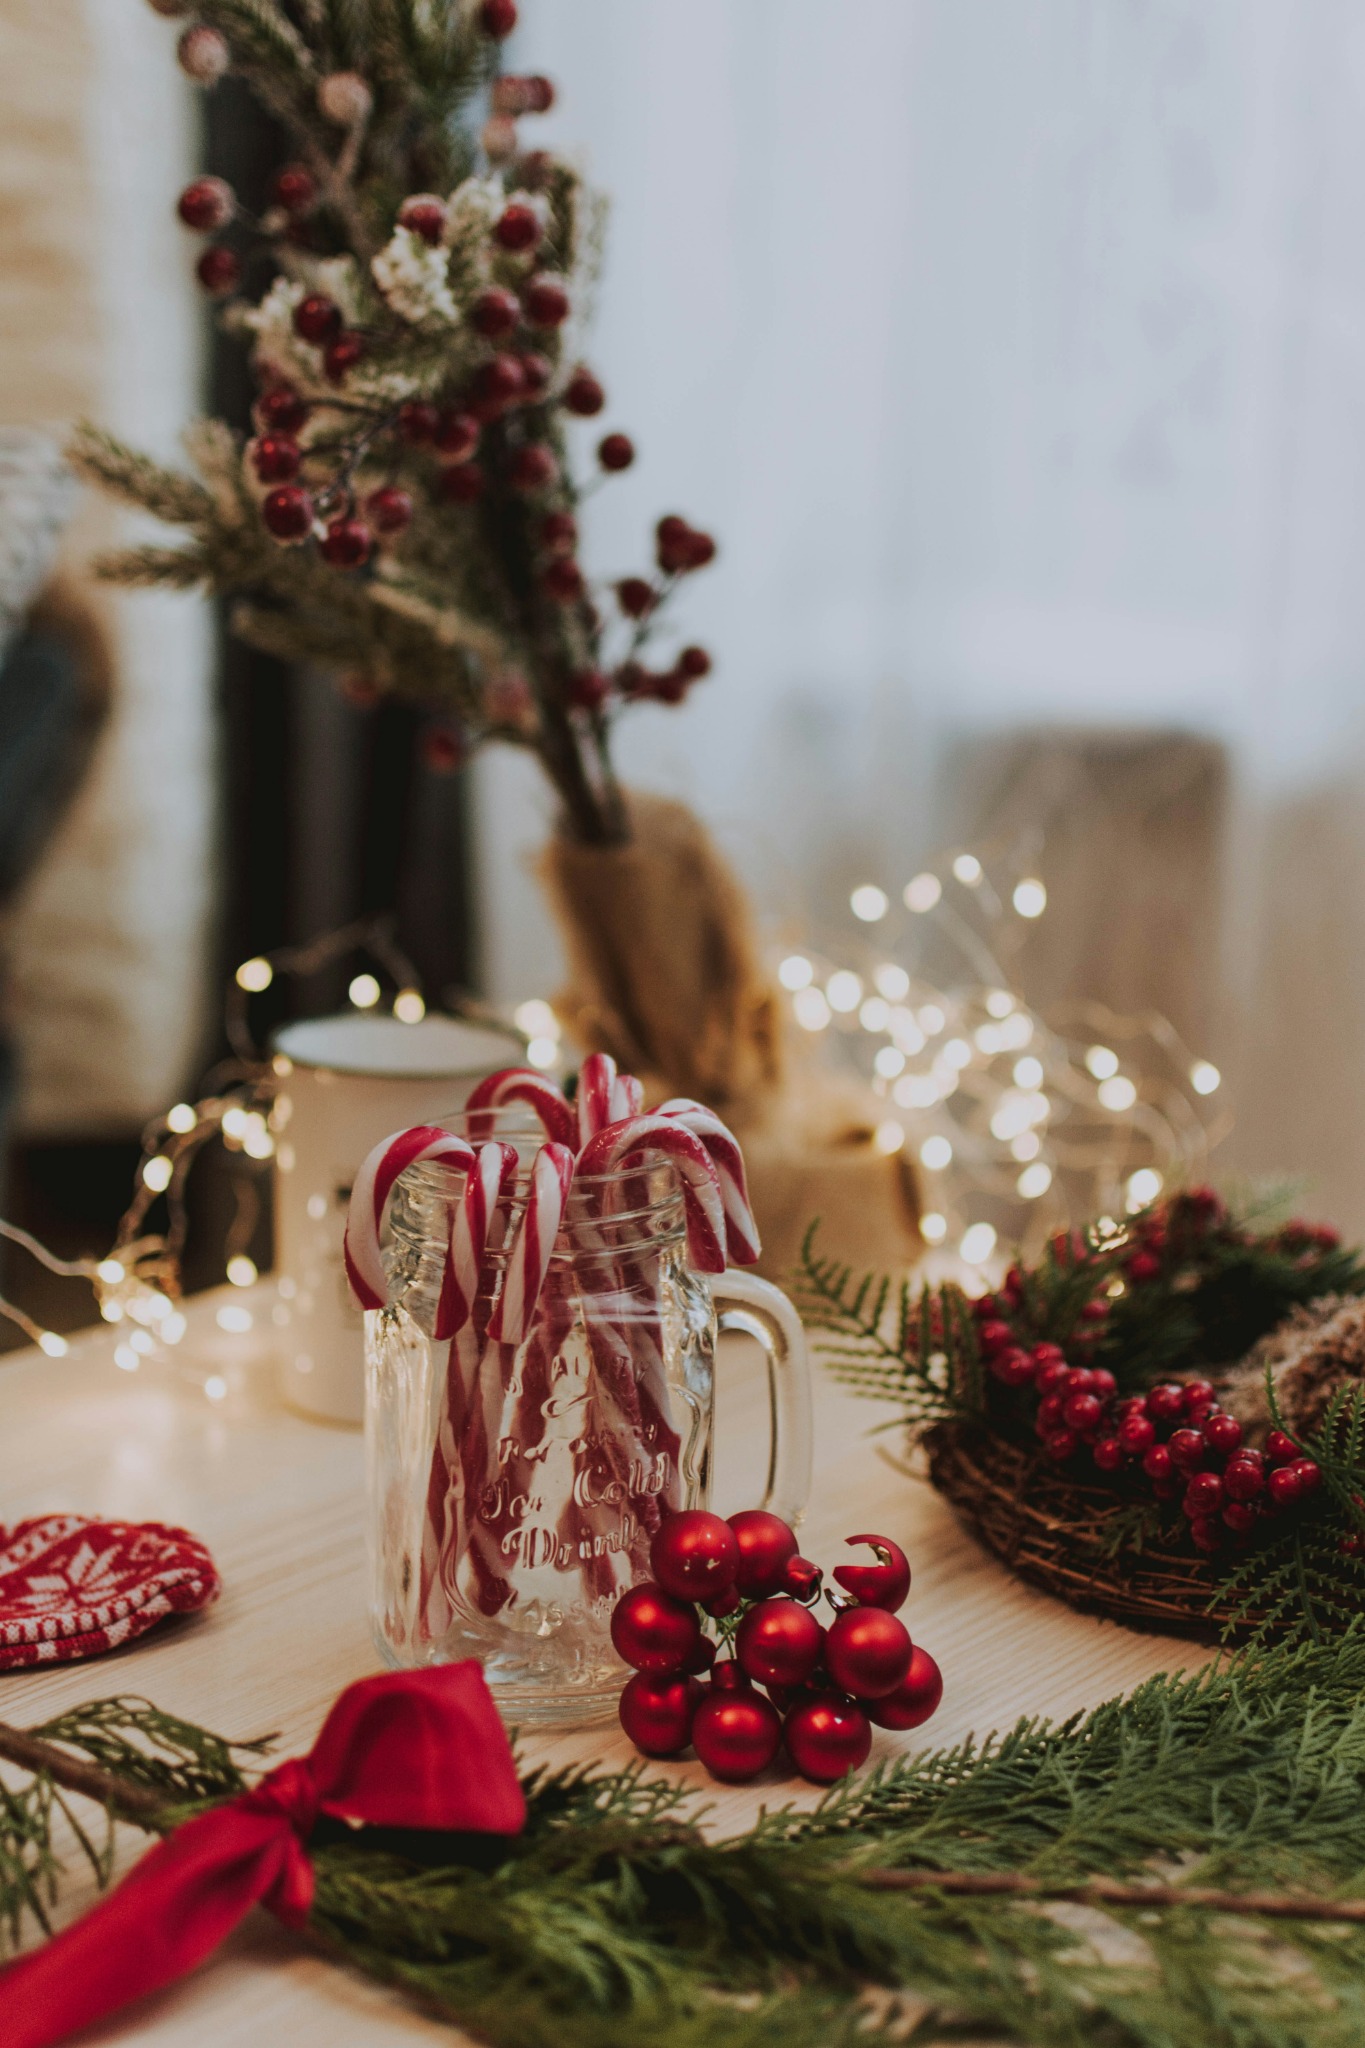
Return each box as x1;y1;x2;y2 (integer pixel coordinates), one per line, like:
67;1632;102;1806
610;1509;943;1785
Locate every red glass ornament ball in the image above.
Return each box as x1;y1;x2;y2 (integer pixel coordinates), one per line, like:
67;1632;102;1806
471;287;521;338
1118;1412;1155;1456
178;176;233;232
273;164;316;215
1202;1412;1243;1457
1266;1430;1299;1467
783;1695;872;1784
691;1689;781;1783
256;386;308;434
398;400;441;446
294;293;341;344
677;646;712;681
598;432;635;472
1092;1436;1124;1472
618;1671;700;1758
866;1646;944;1732
649;1509;739;1604
616;577;655;619
541;557;585;603
260;485;313;541
831;1534;910;1613
251;434;300;484
1145;1383;1185;1422
434;409;480;461
1168;1428;1205;1472
1223;1453;1264;1503
325;333;366;384
702;1583;743;1619
824;1606;913;1700
399;194;447;245
780;1555;823;1601
479;0;518;36
735;1599;824;1689
710;1658;751;1692
681;1633;718;1677
366;487;413;536
540;510;578;555
320;518;372;570
726;1510;799;1598
421;727;466;774
1184;1470;1223;1516
196;247;241;295
610;1582;701;1673
507;445;558;491
524;275;570;327
563;368;606;416
495;203;542;251
439;463;485;504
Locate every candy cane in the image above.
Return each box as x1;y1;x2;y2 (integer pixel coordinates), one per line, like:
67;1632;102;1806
487;1141;576;1344
575;1051;620;1149
576;1116;727;1273
446;1140;520;1328
464;1067;577;1147
610;1070;644;1121
343;1125;477;1324
657;1098;762;1266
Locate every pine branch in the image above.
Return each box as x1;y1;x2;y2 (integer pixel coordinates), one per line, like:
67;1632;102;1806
67;426;214;528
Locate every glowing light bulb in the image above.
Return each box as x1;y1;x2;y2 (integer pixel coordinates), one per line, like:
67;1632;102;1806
1017;1162;1052;1199
129;1329;154;1354
222;1106;249;1141
974;1025;1004;1055
204;1374;228;1402
349;973;381;1009
227;1255;258;1288
38;1331;68;1357
894;1073;939;1108
100;1299;125;1324
793;987;831;1031
514;998;559;1038
903;872;942;912
952;854;982;886
1126;1168;1163;1212
1010;1130;1041;1161
826;971;863;1014
875;964;910;1001
526;1035;559;1068
778;954;814;991
960;1222;997;1264
851;885;889;922
920;1212;948;1244
394;988;426;1024
874;1121;906;1154
166;1102;197;1134
889;1007;924;1052
1013;1056;1044;1089
1086;1045;1119;1080
918;1005;945;1036
985;990;1014;1018
216;1306;253;1334
859;996;890;1033
874;1046;905;1079
1013;878;1047;918
97;1258;125;1285
943;1038;972;1069
1191;1061;1221;1096
1098;1076;1137;1112
235;956;273;993
142;1155;173;1193
920;1135;953;1170
160;1311;187;1344
114;1344;139;1372
998;1012;1033;1049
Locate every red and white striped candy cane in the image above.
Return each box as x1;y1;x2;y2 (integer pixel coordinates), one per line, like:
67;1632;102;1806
576;1116;727;1273
610;1070;644;1121
656;1098;762;1266
464;1067;576;1147
447;1140;520;1327
575;1051;619;1149
487;1140;576;1344
343;1125;477;1335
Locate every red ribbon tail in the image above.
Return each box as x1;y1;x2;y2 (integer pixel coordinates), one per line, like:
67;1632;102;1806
0;1804;308;2048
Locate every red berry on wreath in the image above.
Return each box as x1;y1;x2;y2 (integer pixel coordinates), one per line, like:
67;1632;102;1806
439;463;486;504
1118;1413;1155;1456
434;409;480;461
1267;1464;1304;1510
273;164;316;215
726;1510;799;1598
479;0;518;35
518;351;553;397
1146;1384;1185;1422
1044;1429;1079;1461
1035;1359;1071;1398
616;577;655;619
1036;1392;1066;1434
677;646;712;680
992;1347;1035;1388
1090;1369;1117;1400
482;114;518;162
977;1320;1013;1356
540;510;578;554
471;287;521;338
1032;1341;1066;1370
1223;1453;1265;1503
831;1534;910;1613
1291;1456;1321;1494
366;487;413;535
1184;1471;1224;1516
1063;1391;1103;1434
177;176;233;231
261;485;313;541
649;1509;739;1603
398;400;441;445
865;1646;943;1732
567;667;608;712
507;445;558;491
824;1606;913;1700
598;432;635;472
398;194;448;245
1142;1442;1174;1482
1266;1430;1298;1467
1202;1412;1243;1457
524;274;570;327
1189;1515;1222;1554
735;1599;824;1688
609;1582;702;1673
541;557;584;603
680;529;716;570
1127;1250;1161;1282
1093;1436;1124;1472
495;202;542;252
1168;1428;1205;1472
780;1555;823;1602
563;367;606;415
256;386;308;434
294;294;341;343
1182;1379;1217;1412
196;247;241;295
1223;1501;1259;1536
251;434;301;484
325;332;366;383
783;1695;872;1783
691;1688;781;1782
618;1671;700;1757
1079;1299;1110;1324
471;353;528;415
320;517;372;569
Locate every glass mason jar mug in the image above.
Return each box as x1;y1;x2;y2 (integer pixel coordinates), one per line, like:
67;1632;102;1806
365;1116;812;1723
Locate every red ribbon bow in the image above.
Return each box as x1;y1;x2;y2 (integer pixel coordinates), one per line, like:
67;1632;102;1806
2;1662;525;2048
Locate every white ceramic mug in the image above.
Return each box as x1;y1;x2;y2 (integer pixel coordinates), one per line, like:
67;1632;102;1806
270;1012;525;1423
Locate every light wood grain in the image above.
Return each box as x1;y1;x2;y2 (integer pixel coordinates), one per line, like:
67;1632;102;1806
0;1288;1208;2043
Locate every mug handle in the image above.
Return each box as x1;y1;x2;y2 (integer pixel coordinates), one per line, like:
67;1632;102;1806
713;1269;813;1529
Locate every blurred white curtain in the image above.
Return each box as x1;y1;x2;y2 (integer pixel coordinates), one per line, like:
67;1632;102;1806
479;0;1365;1228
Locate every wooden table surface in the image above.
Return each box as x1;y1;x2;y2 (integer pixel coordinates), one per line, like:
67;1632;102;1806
0;1285;1207;2044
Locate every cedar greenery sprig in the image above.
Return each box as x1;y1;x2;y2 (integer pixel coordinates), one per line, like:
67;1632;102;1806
13;1638;1365;2041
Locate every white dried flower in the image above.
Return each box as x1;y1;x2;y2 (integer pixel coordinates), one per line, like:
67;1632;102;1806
446;175;507;241
371;228;459;328
317;70;373;126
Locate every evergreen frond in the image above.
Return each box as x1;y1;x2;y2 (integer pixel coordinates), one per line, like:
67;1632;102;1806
66;426;214;528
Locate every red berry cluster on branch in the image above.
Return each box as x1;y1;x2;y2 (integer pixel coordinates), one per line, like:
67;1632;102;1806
612;1510;943;1784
